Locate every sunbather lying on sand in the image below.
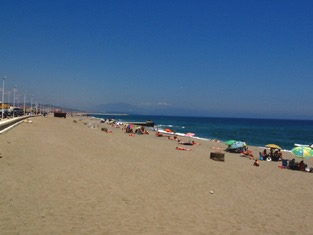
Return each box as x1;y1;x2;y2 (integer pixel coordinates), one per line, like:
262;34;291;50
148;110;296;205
241;148;254;159
168;136;178;140
155;132;163;137
178;140;200;146
176;147;192;151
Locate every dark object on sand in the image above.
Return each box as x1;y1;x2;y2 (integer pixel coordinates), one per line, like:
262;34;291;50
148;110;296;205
54;112;67;118
128;120;154;127
73;120;77;123
210;152;225;161
101;127;108;132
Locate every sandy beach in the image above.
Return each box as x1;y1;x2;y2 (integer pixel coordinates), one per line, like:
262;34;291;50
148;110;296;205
1;115;312;234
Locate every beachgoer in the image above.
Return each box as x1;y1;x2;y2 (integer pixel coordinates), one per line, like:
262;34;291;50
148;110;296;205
241;148;254;159
191;141;200;146
277;149;282;160
125;125;133;133
261;149;269;158
155;132;163;137
176;147;192;151
299;161;306;171
253;160;260;167
168;136;178;140
177;140;200;146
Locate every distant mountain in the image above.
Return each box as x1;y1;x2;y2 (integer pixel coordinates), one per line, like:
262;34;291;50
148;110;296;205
91;103;137;114
89;102;208;116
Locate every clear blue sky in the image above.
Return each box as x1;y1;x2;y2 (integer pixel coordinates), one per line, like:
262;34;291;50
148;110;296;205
0;0;312;119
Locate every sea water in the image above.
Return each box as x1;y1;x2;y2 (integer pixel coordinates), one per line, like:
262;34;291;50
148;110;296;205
92;114;313;150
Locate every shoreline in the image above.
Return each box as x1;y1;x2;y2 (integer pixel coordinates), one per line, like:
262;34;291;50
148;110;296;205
89;115;296;152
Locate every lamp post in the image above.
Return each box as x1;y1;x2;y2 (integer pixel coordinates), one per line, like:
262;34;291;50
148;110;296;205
1;77;6;120
13;86;16;118
17;95;20;108
7;91;11;106
36;100;38;115
30;96;33;114
24;94;26;115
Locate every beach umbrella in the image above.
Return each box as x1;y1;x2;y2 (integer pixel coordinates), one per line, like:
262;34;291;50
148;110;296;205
229;141;245;149
185;132;195;143
225;140;236;146
265;144;281;149
164;128;172;133
185;132;195;137
291;146;313;160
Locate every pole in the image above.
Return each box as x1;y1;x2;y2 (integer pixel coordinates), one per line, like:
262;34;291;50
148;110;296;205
24;94;26;115
13;86;16;118
1;77;5;120
31;96;33;114
8;91;10;106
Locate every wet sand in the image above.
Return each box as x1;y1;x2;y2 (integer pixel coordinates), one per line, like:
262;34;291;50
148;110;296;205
0;115;312;234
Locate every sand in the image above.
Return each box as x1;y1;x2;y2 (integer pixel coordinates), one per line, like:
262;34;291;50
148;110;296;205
0;115;312;234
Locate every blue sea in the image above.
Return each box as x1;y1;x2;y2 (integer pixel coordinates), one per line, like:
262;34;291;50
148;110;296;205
92;114;313;150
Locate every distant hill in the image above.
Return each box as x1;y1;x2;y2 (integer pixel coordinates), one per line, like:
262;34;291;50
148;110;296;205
90;103;136;114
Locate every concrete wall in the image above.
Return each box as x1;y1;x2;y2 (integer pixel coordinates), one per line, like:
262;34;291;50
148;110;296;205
0;116;33;134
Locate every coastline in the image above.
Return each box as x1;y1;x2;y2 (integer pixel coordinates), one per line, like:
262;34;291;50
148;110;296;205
1;115;312;234
90;115;297;152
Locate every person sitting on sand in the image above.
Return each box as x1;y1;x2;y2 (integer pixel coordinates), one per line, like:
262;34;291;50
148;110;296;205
261;149;269;158
125;125;133;133
135;126;144;134
276;149;282;160
135;126;149;135
298;160;306;171
253;159;260;167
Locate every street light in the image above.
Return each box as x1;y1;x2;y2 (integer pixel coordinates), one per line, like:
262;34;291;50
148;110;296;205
13;86;16;118
1;77;6;120
24;94;26;115
36;100;38;114
30;96;33;114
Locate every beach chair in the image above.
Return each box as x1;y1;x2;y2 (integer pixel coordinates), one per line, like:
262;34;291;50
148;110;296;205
282;159;288;168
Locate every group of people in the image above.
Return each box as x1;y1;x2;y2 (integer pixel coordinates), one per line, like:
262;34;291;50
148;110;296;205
122;124;149;135
261;148;282;161
282;159;313;172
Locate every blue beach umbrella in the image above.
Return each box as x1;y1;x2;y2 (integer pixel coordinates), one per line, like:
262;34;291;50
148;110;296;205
229;141;246;149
